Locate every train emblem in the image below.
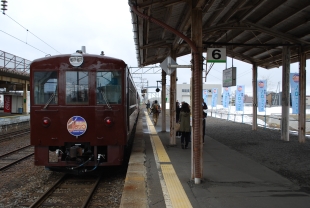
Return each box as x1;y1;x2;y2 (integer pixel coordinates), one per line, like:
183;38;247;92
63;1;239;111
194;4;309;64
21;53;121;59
67;116;87;137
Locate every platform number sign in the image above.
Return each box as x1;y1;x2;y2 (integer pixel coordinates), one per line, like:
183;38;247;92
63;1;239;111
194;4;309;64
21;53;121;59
207;48;226;63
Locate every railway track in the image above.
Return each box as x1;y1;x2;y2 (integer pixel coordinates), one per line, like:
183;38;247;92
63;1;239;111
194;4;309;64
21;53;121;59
0;128;30;142
29;173;103;208
0;145;34;171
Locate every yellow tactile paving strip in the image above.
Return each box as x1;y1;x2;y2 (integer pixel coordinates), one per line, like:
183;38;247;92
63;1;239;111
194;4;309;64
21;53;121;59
151;135;170;163
161;164;193;208
145;111;193;208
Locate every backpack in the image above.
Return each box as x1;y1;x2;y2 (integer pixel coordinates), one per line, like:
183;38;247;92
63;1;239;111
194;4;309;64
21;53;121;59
153;104;161;113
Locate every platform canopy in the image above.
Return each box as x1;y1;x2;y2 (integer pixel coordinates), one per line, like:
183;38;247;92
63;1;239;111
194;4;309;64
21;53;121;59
130;0;310;69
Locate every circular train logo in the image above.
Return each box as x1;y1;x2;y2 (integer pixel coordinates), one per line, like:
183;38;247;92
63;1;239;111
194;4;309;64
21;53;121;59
67;116;87;137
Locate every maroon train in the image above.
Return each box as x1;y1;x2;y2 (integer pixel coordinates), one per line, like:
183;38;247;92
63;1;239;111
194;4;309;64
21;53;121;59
30;50;139;173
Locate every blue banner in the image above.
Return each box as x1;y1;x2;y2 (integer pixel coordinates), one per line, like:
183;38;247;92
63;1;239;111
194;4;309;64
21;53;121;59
290;73;299;114
257;80;267;112
203;89;208;105
222;87;230;108
211;88;218;107
235;85;244;111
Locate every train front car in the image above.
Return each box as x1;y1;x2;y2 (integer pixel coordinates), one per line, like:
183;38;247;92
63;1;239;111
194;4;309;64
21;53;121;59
30;52;138;173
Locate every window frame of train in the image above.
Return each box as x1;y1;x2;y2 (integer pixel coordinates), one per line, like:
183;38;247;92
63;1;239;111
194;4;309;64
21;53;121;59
65;71;89;105
96;71;122;105
33;71;58;105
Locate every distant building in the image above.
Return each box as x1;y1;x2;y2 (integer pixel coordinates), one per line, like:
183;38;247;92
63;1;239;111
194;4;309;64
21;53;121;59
244;95;253;106
267;92;281;106
176;83;222;106
268;92;310;107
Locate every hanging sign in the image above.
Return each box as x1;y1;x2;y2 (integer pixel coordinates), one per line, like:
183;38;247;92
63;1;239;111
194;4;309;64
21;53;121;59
207;48;226;63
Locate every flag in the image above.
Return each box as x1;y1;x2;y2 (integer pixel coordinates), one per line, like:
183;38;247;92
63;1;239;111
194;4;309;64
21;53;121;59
235;85;244;111
203;89;208;105
257;80;267;112
211;88;218;107
290;73;299;114
222;87;230;108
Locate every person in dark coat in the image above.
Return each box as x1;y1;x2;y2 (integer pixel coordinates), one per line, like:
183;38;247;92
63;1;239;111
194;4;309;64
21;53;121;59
176;101;181;137
179;102;191;149
146;100;151;114
202;100;208;144
151;100;160;125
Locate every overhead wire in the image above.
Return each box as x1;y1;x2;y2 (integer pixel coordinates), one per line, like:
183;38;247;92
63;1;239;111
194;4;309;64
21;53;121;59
0;29;49;55
3;13;61;54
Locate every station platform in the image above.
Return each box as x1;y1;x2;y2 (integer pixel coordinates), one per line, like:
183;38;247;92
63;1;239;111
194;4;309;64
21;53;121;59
0;110;30;125
120;108;310;208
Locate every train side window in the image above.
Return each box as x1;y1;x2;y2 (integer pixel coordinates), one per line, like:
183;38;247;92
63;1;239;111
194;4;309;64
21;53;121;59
33;71;58;105
66;71;89;105
96;71;122;105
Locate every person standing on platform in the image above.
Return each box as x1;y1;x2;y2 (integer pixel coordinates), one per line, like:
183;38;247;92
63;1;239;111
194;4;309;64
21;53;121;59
176;100;181;137
146;100;151;114
152;100;160;126
202;99;208;144
179;102;191;149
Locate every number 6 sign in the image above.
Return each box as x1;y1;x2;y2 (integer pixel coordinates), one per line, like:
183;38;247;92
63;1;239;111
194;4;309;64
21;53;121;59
207;48;226;63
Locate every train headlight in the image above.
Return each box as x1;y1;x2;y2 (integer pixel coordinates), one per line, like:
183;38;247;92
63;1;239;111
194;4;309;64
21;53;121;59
42;117;51;127
104;117;113;127
69;53;83;67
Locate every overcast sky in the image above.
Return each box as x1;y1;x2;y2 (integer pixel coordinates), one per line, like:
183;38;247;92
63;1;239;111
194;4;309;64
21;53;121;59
1;1;309;96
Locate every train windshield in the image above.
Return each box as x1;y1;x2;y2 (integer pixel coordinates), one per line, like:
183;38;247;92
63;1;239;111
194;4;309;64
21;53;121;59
66;71;89;105
96;71;122;105
33;71;58;105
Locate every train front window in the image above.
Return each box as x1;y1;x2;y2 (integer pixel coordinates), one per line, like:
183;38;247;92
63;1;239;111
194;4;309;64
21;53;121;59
33;71;58;105
66;71;89;105
96;71;122;105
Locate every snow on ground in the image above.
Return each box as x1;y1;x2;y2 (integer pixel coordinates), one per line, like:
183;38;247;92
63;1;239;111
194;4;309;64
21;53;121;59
208;105;310;135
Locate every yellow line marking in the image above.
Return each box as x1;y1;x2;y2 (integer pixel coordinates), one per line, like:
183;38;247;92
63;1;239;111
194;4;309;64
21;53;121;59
151;135;170;163
144;111;192;208
161;164;193;208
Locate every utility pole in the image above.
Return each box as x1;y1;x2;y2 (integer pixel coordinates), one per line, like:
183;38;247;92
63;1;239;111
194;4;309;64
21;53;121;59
272;81;280;106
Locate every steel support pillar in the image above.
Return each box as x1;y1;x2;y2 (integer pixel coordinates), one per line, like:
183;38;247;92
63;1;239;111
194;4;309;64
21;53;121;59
161;70;167;132
298;47;306;143
191;7;203;184
22;81;28;114
169;49;177;145
252;63;258;130
281;46;290;141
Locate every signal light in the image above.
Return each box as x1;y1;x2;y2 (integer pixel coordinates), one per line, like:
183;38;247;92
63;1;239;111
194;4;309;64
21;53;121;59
156;88;160;92
42;117;51;127
104;117;113;127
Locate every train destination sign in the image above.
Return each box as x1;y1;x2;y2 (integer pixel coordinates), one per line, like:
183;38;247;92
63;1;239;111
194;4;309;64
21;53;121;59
207;48;226;63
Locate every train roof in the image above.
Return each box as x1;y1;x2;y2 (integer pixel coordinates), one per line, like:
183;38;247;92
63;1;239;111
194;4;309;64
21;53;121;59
31;53;127;70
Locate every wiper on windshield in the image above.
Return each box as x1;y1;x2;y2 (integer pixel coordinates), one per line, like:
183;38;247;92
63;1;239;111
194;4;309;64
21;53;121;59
100;90;111;109
43;93;55;109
